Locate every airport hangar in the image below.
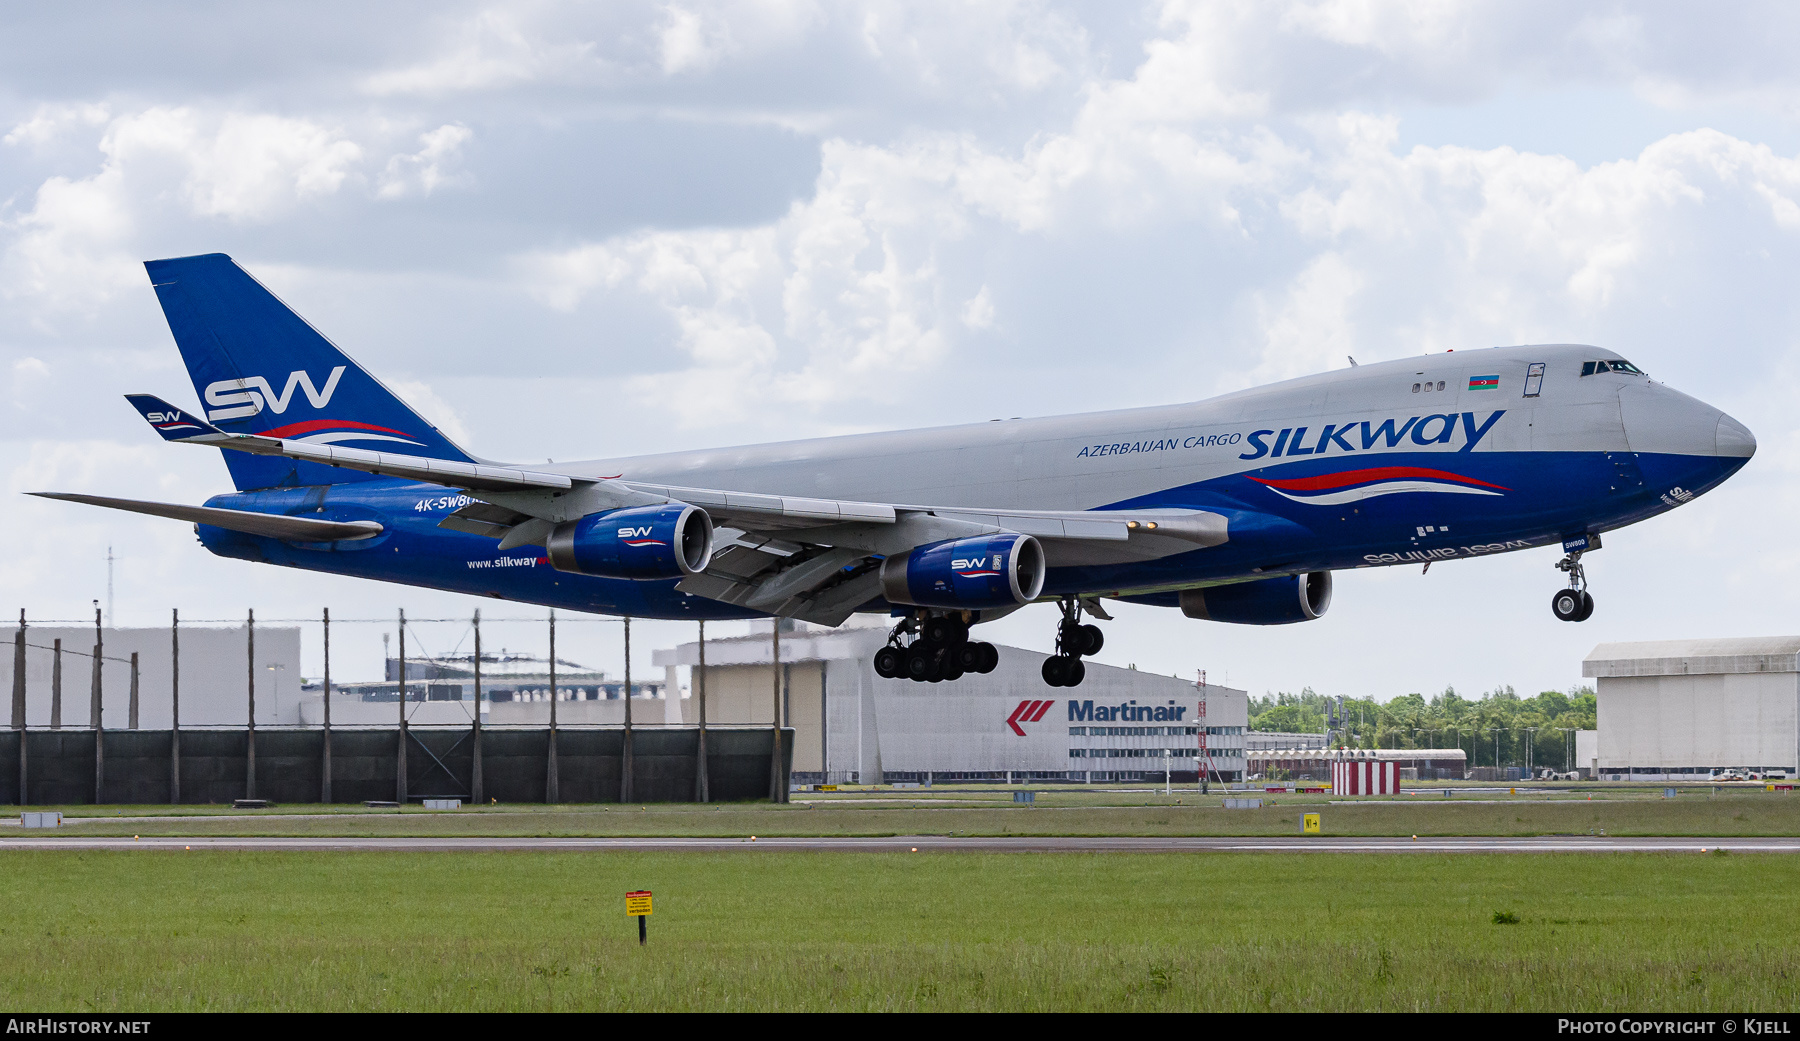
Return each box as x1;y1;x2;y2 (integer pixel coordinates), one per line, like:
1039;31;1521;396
653;620;1249;786
1580;636;1800;782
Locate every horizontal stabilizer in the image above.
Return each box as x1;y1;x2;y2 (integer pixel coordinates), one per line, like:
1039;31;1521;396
30;492;384;542
124;393;223;441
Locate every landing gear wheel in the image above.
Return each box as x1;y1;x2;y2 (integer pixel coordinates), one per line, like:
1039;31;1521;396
957;642;984;672
1553;548;1593;623
1041;654;1085;687
922;616;962;647
873;645;902;678
976;642;1000;674
1056;600;1106;659
905;645;935;681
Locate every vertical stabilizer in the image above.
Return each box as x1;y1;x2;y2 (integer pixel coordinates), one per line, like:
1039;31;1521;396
144;253;473;490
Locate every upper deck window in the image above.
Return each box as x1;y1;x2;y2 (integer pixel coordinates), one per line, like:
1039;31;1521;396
1581;359;1645;377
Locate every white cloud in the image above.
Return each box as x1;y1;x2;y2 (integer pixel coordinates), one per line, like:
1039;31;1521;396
361;8;602;96
1251;251;1362;383
1;165;139;312
658;4;728;74
8;356;50;411
100;109;363;220
3;103;109;148
961;285;995;329
377;124;474;199
388;379;472;447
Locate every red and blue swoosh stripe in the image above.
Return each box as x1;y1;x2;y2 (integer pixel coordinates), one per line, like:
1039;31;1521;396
1249;466;1509;505
259;418;425;448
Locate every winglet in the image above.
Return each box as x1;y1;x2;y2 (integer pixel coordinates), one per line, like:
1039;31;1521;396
124;394;224;441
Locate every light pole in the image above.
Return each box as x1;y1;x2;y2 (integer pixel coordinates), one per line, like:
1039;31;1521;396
1489;727;1503;776
1524;727;1538;779
1556;727;1577;773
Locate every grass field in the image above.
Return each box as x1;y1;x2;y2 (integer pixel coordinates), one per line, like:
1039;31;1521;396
8;788;1800;838
0;850;1794;1011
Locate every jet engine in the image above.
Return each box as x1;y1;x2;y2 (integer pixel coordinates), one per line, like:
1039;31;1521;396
880;533;1046;609
1178;571;1332;625
546;503;713;580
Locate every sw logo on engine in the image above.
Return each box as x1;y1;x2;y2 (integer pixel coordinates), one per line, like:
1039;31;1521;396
204;366;347;421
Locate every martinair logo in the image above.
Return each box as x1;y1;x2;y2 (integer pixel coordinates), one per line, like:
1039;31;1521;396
1249;466;1510;505
204;366;425;448
1006;699;1054;736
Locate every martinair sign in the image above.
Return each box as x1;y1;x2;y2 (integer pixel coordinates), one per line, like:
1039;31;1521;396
1007;698;1190;736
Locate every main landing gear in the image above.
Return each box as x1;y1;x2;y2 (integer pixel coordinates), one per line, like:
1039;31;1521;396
872;612;1000;683
1042;597;1104;688
1551;550;1595;622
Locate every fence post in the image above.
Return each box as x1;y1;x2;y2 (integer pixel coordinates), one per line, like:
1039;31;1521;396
92;605;103;804
396;609;407;805
51;639;61;730
321;608;332;804
10;611;23;730
471;610;484;804
695;620;708;804
545;610;558;803
13;611;24;807
170;609;180;804
769;621;783;803
129;653;139;731
245;608;255;800
621;616;633;803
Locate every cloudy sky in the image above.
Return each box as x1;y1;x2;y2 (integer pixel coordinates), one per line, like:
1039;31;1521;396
5;1;1800;697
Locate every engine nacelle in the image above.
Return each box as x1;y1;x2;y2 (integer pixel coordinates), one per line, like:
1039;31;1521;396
879;533;1046;609
1179;571;1332;625
546;503;713;580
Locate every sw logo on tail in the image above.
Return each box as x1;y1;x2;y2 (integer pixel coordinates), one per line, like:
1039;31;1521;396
204;366;347;421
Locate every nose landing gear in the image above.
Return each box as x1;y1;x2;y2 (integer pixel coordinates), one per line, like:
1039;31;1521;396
1042;597;1105;687
1551;551;1595;622
872;612;999;683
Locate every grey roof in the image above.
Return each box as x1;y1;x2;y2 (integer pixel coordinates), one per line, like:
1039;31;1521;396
1583;636;1800;678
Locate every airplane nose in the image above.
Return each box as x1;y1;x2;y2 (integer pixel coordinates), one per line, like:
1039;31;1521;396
1715;413;1756;458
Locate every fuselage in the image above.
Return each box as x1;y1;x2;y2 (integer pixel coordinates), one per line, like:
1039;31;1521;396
200;343;1753;620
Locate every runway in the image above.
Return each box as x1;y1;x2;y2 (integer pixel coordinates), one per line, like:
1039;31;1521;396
0;835;1796;853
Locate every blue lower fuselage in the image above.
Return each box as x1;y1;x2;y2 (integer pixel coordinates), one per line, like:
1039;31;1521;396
198;447;1747;620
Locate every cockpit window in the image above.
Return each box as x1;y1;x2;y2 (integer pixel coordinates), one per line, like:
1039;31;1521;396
1580;359;1646;377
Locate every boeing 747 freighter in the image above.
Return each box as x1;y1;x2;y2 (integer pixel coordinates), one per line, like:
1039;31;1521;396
36;254;1756;687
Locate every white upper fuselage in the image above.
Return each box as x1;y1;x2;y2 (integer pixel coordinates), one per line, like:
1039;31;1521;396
555;344;1747;515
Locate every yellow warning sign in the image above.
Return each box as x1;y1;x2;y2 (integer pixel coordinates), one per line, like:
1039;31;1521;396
626;890;652;916
1301;813;1321;835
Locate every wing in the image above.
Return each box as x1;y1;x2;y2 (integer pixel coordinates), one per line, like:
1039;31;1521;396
29;492;383;542
125;392;1230;624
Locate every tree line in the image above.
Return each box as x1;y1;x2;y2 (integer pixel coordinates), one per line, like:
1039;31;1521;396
1248;685;1597;771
